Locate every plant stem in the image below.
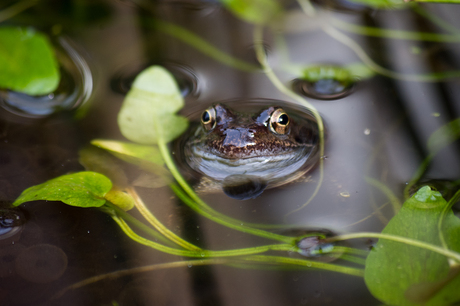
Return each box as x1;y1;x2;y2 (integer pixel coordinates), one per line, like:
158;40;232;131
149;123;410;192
331;17;460;43
112;212;296;257
325;232;460;263
253;25;325;219
323;25;460;82
53;258;230;299
365;177;401;215
169;183;295;244
411;3;460;36
0;0;38;23
126;186;201;251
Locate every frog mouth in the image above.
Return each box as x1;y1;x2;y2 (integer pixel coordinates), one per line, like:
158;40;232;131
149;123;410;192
186;144;317;182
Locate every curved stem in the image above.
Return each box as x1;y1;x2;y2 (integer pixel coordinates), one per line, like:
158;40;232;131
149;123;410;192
253;25;325;219
0;0;38;23
323;25;460;82
365;177;401;215
126;186;201;251
326;232;460;263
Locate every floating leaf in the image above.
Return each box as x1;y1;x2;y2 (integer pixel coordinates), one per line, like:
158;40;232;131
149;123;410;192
364;186;460;306
104;187;135;211
12;172;112;208
0;27;60;95
427;118;460;155
301;64;374;83
117;66;188;144
218;0;283;25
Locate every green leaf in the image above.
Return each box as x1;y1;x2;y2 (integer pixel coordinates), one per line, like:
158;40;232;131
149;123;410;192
427;118;460;155
12;172;112;208
364;186;460;306
117;66;188;144
218;0;283;25
0;27;60;95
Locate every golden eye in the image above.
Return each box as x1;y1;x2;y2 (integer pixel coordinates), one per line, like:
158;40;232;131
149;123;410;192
269;108;290;134
201;107;216;131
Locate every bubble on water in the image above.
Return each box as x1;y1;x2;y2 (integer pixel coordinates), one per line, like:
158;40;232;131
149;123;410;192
111;61;199;98
292;78;354;100
283;229;342;261
364;128;371;135
0;38;93;118
15;244;68;283
340;191;351;198
0;209;25;242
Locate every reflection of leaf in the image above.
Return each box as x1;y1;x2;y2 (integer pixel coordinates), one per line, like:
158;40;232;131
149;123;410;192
0;27;60;95
79;146;129;188
218;0;282;25
91;139;172;185
117;66;188;144
364;186;460;306
427;118;460;155
13;172;112;208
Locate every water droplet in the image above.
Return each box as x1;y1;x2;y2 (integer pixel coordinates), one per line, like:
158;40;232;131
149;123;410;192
187;264;193;268
0;38;92;118
292;77;353;100
111;61;199;98
0;209;25;241
340;191;350;198
364;128;371;135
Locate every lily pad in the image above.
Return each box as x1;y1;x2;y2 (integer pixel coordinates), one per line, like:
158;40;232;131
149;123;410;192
0;27;60;95
117;66;188;144
364;186;460;306
12;172;112;208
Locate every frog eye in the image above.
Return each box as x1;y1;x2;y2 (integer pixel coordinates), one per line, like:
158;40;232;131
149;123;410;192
201;107;216;131
269;108;290;135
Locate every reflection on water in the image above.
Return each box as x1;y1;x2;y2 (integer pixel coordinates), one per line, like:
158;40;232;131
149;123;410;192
1;0;460;305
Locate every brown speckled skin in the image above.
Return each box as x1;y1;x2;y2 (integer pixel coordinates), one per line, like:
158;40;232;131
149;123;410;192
187;104;316;160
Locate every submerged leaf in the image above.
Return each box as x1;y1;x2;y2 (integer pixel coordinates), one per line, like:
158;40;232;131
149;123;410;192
117;66;188;144
0;27;60;95
364;186;460;306
91;139;172;186
218;0;282;25
427;118;460;155
12;172;112;208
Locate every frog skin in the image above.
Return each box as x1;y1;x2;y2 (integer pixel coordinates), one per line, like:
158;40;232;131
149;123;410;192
174;100;320;200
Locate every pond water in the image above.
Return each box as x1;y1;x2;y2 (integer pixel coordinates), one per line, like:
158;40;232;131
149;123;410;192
1;0;460;305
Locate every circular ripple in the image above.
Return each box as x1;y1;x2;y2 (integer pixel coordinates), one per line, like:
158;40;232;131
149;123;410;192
0;37;93;117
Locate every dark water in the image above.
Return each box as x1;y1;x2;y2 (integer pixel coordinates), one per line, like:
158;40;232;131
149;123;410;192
1;0;460;305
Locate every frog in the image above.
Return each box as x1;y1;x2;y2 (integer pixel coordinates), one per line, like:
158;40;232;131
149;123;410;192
173;100;320;200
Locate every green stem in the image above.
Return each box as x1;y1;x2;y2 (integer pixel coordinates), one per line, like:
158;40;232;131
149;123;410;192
323;25;460;82
297;0;316;17
404;153;433;199
325;232;460;263
330;17;460;43
253;25;325;219
102;203;174;246
411;3;460;36
365;177;401;215
244;255;365;277
53;258;230;299
170;182;295;244
112;212;296;257
154;19;259;72
0;0;38;22
438;189;460;266
126;186;201;251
